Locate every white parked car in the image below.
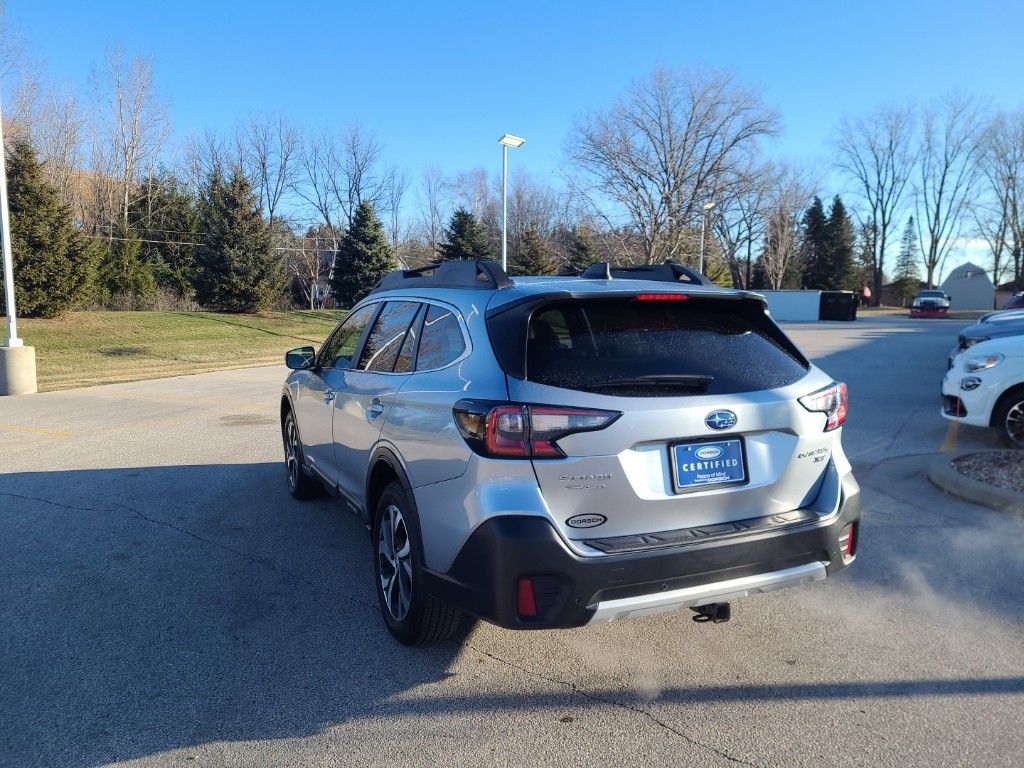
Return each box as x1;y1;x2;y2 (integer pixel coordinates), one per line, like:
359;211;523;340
942;335;1024;448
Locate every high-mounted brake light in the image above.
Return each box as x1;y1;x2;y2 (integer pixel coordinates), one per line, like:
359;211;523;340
798;382;848;432
453;400;621;459
634;293;689;301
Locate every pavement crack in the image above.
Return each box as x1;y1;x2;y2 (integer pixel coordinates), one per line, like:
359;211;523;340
111;499;378;615
461;640;761;767
0;492;113;513
2;490;377;616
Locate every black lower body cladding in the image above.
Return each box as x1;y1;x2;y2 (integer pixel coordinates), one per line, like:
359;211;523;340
423;477;860;630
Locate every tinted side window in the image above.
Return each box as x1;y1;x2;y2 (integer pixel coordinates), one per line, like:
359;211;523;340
416;304;466;370
394;305;425;374
357;301;420;372
318;304;377;370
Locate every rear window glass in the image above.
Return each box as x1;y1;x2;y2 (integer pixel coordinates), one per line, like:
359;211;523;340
525;298;808;396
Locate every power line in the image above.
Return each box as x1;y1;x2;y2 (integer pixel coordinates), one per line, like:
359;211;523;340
82;232;340;252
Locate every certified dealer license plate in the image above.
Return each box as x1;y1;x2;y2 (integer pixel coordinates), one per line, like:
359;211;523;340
671;438;747;493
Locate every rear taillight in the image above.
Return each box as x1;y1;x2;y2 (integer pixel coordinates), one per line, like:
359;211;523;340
453;400;621;459
798;382;848;432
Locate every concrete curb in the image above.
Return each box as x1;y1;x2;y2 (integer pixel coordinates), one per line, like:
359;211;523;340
927;454;1024;516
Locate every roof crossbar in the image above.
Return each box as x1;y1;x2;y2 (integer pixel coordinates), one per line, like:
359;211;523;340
574;261;712;286
370;259;513;294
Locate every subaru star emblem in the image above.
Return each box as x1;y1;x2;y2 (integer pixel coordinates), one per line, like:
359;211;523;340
705;410;737;431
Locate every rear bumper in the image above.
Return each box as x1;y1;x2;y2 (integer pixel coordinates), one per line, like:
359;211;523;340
423;473;860;629
910;307;948;318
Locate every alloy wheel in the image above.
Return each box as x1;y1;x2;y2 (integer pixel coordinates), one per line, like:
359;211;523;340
378;504;413;620
285;418;300;489
1006;400;1024;448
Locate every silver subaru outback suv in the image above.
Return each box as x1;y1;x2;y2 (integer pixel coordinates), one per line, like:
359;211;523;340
280;260;860;645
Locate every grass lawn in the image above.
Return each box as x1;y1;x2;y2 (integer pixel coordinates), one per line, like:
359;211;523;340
4;310;345;391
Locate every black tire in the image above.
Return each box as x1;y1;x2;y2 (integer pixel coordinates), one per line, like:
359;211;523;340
994;388;1024;449
372;481;461;645
282;409;323;499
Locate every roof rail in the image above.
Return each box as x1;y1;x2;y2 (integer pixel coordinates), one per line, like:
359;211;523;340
369;259;514;294
574;261;713;286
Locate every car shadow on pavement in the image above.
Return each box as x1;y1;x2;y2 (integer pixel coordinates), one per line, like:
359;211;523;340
0;462;466;767
3;458;1024;765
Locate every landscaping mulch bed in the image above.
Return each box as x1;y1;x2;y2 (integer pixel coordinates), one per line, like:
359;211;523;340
953;451;1024;494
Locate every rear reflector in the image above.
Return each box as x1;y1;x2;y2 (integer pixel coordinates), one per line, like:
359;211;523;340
839;523;856;560
634;293;689;301
517;578;538;617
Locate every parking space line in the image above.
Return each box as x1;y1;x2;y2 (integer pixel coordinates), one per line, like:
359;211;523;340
0;423;77;438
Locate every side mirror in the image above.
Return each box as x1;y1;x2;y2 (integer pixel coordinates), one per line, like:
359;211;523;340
285;346;316;370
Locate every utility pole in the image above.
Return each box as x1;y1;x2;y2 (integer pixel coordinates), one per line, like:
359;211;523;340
0;99;38;395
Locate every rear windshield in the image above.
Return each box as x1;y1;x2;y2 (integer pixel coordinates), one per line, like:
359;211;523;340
521;298;808;396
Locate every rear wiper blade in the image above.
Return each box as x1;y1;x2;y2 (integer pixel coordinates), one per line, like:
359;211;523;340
589;374;714;389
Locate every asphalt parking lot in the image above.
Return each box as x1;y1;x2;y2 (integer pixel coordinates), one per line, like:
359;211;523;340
2;316;1022;767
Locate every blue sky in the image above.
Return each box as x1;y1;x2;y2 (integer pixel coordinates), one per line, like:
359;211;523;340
7;0;1024;272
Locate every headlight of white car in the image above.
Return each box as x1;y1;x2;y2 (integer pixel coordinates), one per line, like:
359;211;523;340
964;354;1004;372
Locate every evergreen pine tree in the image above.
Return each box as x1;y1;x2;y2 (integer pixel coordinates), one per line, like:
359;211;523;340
131;170;200;297
195;167;282;312
823;196;855;290
799;197;829;289
0;139;99;317
97;222;157;308
893;216;921;306
330;201;396;308
567;224;598;271
439;208;492;261
512;226;557;275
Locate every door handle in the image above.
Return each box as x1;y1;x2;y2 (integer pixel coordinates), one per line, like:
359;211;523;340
324;389;335;404
367;398;385;421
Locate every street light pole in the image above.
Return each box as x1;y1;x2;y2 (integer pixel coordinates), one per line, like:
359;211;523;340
502;144;508;272
498;134;525;273
0;98;37;395
1;99;22;349
698;201;716;275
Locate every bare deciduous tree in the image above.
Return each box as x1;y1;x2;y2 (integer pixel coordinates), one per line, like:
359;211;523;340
915;94;983;286
418;164;448;258
91;46;170;226
758;166;815;290
384;164;409;257
33;86;85;207
978;112;1024;290
283;223;332;309
712;160;772;288
295;123;391;248
568;66;778;265
835;104;917;303
238;113;300;231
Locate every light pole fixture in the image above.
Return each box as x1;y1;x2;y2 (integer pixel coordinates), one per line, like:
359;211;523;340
699;201;716;275
0;97;38;395
499;133;525;272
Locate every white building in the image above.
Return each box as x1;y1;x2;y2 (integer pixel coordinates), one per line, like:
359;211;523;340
941;262;994;311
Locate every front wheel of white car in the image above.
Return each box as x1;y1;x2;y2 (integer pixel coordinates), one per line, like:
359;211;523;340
994;389;1024;449
372;481;461;645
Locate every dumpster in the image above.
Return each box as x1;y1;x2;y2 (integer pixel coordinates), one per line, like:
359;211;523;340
819;291;858;321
